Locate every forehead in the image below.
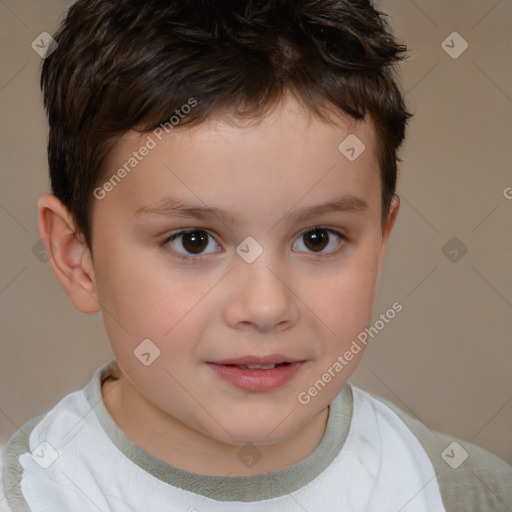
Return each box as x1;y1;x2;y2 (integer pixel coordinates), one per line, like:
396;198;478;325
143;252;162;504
98;96;381;222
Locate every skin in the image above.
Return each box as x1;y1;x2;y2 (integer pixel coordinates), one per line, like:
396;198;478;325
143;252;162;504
38;94;399;477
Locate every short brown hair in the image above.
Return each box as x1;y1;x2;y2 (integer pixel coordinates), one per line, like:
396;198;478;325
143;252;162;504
41;0;412;250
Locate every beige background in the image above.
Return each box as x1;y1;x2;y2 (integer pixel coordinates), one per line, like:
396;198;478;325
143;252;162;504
1;0;511;467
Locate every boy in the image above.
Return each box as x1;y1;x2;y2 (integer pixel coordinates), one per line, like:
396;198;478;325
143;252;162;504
1;0;511;510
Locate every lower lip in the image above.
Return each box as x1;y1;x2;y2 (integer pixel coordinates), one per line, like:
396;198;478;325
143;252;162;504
206;362;304;391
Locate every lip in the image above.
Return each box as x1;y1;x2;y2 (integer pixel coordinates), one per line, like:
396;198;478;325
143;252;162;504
206;356;305;392
211;354;300;366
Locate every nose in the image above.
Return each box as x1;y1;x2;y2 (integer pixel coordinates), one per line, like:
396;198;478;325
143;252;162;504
223;257;300;334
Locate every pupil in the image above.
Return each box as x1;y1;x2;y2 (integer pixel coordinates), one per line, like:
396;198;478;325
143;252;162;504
183;230;208;253
304;229;328;252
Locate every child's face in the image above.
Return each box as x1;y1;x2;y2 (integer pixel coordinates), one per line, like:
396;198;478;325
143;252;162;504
88;95;397;446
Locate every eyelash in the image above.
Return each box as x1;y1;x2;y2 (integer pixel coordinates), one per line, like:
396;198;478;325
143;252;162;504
161;227;347;264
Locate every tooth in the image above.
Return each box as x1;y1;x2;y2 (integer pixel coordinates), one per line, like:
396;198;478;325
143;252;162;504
245;364;277;370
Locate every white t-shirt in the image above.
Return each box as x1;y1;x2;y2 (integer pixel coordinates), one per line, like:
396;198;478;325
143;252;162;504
2;359;511;511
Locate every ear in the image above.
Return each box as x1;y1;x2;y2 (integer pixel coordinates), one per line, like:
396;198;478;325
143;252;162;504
374;194;400;296
37;193;99;314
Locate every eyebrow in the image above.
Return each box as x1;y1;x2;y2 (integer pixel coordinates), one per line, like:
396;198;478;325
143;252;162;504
135;194;368;226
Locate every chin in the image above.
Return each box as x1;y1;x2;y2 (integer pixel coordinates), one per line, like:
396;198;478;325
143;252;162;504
204;407;307;448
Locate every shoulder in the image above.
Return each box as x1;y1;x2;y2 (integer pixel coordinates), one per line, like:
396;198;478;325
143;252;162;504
1;414;46;512
358;389;512;511
0;361;113;512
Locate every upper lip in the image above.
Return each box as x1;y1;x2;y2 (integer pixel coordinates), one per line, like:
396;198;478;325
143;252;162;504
209;355;302;365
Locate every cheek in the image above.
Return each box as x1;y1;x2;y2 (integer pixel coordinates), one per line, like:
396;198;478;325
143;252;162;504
301;264;376;393
311;255;378;331
94;252;213;371
93;237;171;322
91;248;166;357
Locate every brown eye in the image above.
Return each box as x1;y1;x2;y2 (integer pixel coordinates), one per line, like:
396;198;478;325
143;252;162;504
166;229;220;257
181;230;209;254
303;228;329;252
293;227;344;255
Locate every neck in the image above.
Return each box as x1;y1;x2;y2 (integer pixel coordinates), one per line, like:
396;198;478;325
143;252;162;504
101;375;329;476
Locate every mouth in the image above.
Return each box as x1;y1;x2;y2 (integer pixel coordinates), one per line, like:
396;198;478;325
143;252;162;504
206;355;305;391
211;354;301;366
224;362;291;370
